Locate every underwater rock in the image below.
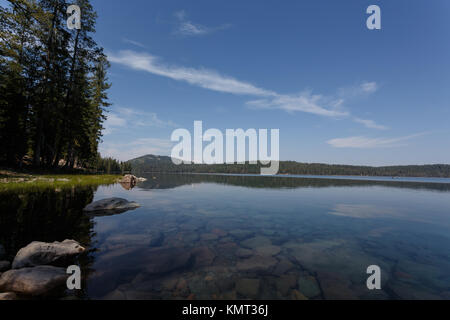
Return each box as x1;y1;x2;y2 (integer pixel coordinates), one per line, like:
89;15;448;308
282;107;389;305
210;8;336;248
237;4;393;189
241;236;272;249
211;228;227;237
316;271;357;300
276;274;297;296
298;275;321;298
255;245;281;256
229;230;254;241
12;240;85;269
273;259;294;276
236;278;260;298
201;233;219;241
144;248;194;275
0;266;68;296
192;246;216;267
236;248;253;259
291;290;308;300
236;255;278;273
83;197;140;216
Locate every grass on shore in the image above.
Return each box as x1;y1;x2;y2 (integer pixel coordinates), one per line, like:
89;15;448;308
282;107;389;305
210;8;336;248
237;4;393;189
0;170;121;192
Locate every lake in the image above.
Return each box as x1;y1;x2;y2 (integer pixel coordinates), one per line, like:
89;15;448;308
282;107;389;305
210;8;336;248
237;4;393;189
1;173;449;300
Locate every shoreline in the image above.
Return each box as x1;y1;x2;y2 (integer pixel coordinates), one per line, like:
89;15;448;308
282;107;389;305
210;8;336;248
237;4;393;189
0;170;121;191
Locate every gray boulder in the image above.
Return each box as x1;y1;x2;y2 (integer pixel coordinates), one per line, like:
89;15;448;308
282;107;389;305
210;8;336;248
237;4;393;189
120;174;137;184
83;197;140;216
12;240;85;269
0;261;11;272
0;292;18;300
0;266;68;296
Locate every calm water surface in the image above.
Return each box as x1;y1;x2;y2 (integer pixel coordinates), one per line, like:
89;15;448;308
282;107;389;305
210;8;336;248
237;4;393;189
1;174;449;300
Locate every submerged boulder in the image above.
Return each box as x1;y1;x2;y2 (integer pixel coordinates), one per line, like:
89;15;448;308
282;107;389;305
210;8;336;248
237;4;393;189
0;266;68;296
12;240;85;269
83;197;140;216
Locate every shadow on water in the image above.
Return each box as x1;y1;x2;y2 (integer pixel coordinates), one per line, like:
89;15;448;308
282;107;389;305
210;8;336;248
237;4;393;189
0;186;98;299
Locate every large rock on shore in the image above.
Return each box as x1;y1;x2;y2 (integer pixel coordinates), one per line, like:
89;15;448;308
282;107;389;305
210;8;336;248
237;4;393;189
119;175;147;190
0;292;18;300
0;266;68;296
83;198;140;216
120;174;137;184
12;240;85;269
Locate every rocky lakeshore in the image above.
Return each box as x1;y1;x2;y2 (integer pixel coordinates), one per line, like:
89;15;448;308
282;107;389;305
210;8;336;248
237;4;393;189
0;240;85;300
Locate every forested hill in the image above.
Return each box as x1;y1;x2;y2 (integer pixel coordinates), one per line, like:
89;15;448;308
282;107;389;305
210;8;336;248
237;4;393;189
0;0;109;170
128;155;450;178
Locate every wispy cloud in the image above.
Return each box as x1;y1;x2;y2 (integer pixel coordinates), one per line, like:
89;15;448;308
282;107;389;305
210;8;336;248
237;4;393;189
103;107;176;136
353;118;388;130
102;113;127;135
360;81;378;94
327;133;427;149
338;81;379;98
174;10;231;37
122;38;146;48
108;50;275;96
108;50;353;118
246;93;348;117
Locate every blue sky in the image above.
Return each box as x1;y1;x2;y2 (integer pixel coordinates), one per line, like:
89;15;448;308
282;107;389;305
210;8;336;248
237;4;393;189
11;0;450;165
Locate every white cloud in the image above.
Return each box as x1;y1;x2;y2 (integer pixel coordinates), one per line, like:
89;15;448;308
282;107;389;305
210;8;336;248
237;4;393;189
102;107;176;136
338;81;379;98
108;50;275;96
360;81;378;94
102;113;127;135
353;118;388;130
108;50;351;118
174;10;231;37
247;93;349;117
116;107;178;128
327;133;427;149
122;38;146;48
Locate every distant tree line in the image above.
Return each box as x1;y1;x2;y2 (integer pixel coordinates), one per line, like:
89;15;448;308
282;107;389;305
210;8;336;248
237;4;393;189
93;154;131;174
0;0;110;170
129;155;450;178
